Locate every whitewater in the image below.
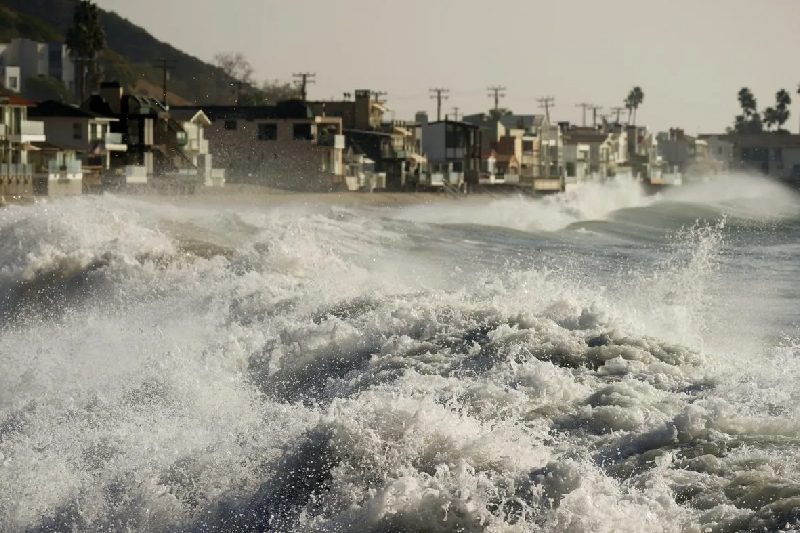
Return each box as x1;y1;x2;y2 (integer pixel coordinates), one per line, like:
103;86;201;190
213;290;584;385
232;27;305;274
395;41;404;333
2;175;800;532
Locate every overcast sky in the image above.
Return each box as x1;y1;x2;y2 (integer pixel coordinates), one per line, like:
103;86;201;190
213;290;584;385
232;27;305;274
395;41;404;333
94;0;800;133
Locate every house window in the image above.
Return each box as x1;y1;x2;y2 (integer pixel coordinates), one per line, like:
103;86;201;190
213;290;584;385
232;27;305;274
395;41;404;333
257;123;277;141
73;123;82;140
566;162;576;177
8;77;17;89
224;120;237;130
293;123;314;141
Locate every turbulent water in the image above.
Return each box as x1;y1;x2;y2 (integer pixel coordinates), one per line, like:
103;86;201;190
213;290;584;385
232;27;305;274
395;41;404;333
3;175;800;532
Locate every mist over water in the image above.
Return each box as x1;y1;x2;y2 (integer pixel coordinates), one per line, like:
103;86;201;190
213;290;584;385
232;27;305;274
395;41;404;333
2;175;800;532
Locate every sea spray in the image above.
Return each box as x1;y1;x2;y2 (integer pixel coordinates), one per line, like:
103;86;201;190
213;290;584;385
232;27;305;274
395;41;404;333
0;181;799;532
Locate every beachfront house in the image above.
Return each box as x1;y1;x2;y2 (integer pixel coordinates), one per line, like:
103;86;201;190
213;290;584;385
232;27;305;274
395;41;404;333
562;128;613;188
171;100;345;191
309;90;387;131
26;99;127;190
0;92;45;201
170;108;226;187
83;82;200;191
29;142;83;196
698;133;800;185
418;113;481;191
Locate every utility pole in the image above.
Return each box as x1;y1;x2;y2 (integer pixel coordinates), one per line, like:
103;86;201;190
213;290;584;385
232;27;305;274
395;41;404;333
487;85;506;111
155;58;177;109
293;72;316;102
430;88;449;121
450;106;461;121
371;90;387;104
575;102;593;127
537;96;555;123
610;106;627;125
589;104;603;128
233;80;246;106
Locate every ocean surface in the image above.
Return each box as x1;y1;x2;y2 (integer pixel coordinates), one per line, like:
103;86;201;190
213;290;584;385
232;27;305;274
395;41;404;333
2;175;800;532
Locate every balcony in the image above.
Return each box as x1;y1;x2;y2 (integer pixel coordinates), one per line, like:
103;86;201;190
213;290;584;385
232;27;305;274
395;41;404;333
316;134;345;149
44;160;82;173
0;163;33;176
125;165;148;184
10;120;46;143
105;132;125;147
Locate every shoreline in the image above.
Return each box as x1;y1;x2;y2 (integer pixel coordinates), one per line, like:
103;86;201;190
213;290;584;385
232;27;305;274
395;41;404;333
1;184;545;210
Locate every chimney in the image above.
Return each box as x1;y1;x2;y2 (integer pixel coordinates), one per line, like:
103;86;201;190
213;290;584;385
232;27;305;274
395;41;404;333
100;81;123;115
415;111;428;126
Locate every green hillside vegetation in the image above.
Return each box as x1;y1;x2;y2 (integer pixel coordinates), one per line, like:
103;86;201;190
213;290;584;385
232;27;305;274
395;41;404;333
23;74;75;103
0;5;61;42
0;0;296;105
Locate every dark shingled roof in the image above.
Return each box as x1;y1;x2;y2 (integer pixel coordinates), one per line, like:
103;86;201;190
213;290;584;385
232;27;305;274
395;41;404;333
28;100;112;119
171;100;313;121
169;109;204;122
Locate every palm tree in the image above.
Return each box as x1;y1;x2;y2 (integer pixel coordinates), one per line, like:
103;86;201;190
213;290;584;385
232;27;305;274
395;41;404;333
775;89;791;132
737;87;757;118
734;88;762;133
763;107;778;131
488;108;513;120
66;0;106;103
624;86;645;125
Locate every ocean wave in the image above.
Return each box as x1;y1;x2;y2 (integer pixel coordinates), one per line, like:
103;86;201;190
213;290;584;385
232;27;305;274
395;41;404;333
0;186;799;532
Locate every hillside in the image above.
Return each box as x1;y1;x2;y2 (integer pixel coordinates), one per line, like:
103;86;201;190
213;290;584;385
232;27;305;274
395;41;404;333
134;79;193;107
0;0;238;105
0;5;61;42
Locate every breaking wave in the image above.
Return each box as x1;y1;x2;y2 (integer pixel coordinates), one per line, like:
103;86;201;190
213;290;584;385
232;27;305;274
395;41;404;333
1;176;800;532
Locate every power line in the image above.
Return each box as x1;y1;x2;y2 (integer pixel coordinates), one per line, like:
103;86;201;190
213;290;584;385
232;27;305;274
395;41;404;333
487;85;506;111
537;96;555;123
430;88;449;121
371;90;388;104
155;58;177;109
292;72;316;102
610;106;627;124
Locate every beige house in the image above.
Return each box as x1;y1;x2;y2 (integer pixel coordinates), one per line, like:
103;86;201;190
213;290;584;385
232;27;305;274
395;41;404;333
309;90;386;130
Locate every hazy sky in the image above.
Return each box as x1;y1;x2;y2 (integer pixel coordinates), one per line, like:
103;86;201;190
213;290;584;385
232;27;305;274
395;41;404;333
94;0;800;133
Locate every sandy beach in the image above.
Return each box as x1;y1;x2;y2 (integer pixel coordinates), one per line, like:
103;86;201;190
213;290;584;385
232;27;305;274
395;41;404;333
128;184;469;208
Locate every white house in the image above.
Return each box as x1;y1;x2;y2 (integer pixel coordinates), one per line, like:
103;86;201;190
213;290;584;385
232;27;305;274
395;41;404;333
170;108;226;187
0;39;76;94
27;99;126;170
